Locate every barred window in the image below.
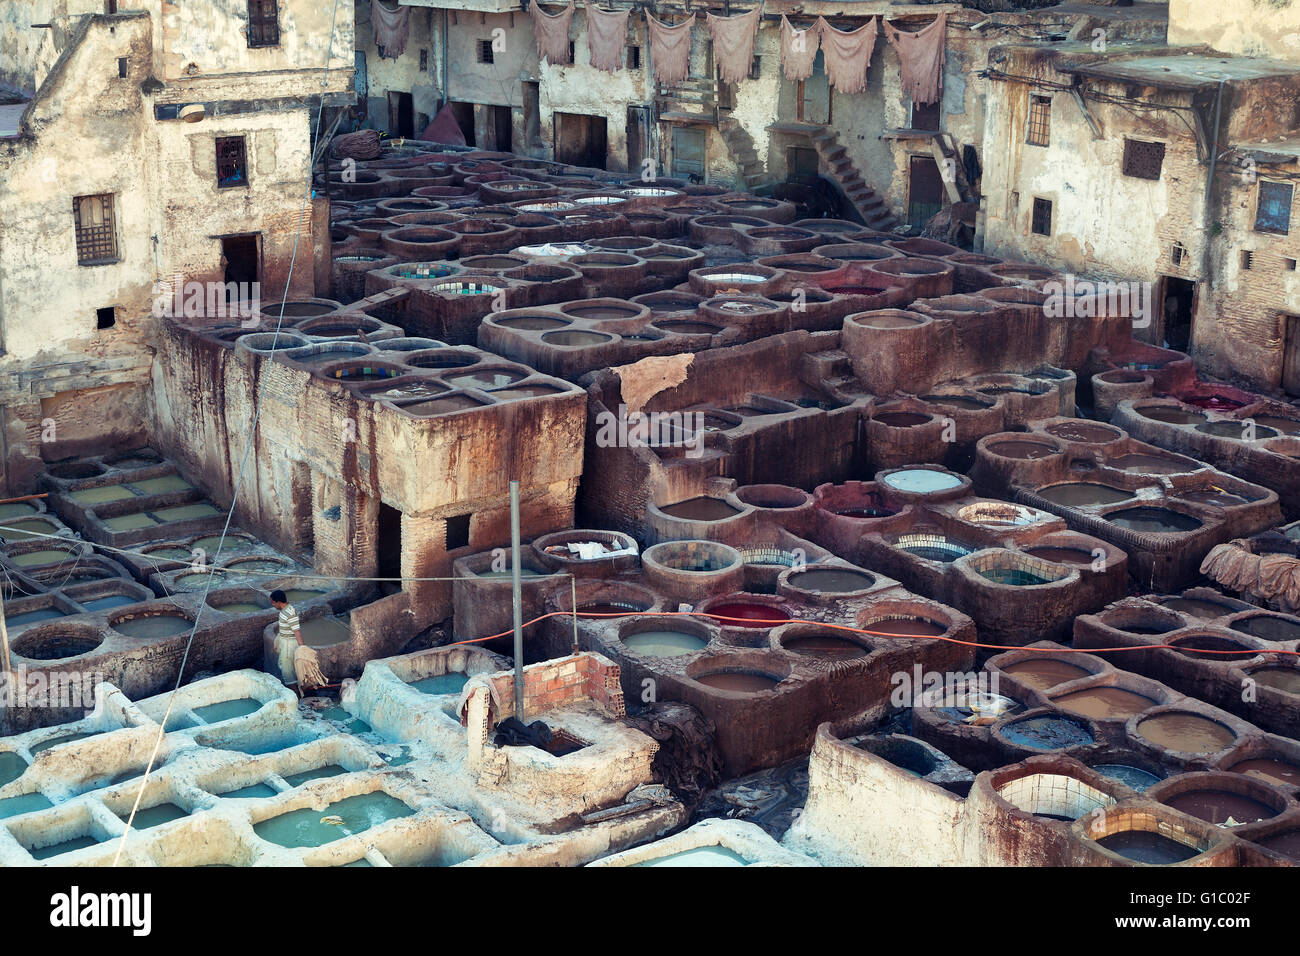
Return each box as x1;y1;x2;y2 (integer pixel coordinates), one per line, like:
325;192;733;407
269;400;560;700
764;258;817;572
1122;138;1165;180
1255;180;1293;235
1031;197;1052;236
627;46;641;70
73;194;118;264
216;136;248;188
477;40;494;64
1026;95;1050;147
247;0;280;48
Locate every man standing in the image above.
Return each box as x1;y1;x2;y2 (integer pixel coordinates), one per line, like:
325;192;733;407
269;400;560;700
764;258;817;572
269;589;302;693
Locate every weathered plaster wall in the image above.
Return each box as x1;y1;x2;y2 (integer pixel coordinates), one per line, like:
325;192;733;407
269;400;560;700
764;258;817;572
0;0;102;93
1170;0;1300;61
355;0;441;131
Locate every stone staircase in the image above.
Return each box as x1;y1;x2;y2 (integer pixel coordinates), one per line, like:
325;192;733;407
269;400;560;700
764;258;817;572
809;126;900;230
718;115;771;192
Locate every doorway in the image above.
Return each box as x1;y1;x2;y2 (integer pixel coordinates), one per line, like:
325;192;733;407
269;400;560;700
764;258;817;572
670;126;706;181
788;146;819;184
554;112;607;168
797;51;831;125
907;155;943;227
376;502;404;596
910;99;941;131
448;101;476;146
522;82;541;150
1159;276;1196;353
627;105;650;174
387;91;414;138
1283;313;1300;397
487;105;512;152
221;234;259;296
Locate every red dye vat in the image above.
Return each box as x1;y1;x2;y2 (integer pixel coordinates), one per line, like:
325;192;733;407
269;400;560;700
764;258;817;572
824;286;888;296
1183;394;1245;410
707;603;786;628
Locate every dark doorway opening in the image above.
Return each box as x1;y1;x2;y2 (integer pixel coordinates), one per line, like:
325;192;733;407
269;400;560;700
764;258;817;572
522;82;541;150
911;100;941;131
554;112;607;169
377;502;404;595
671;125;706;181
445;513;471;552
221;234;260;295
487;105;512;152
908;155;943;227
626;105;650;174
388;91;414;138
1283;313;1300;397
1160;276;1196;353
788;146;819;184
448;101;476;146
797;50;831;125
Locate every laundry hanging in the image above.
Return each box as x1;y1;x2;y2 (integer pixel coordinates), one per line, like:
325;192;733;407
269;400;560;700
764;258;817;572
706;7;760;85
815;16;876;95
586;4;629;73
778;15;818;83
530;0;576;65
883;12;946;106
370;0;410;59
646;13;692;86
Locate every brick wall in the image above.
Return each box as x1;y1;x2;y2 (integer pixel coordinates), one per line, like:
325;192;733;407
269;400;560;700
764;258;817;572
485;652;626;721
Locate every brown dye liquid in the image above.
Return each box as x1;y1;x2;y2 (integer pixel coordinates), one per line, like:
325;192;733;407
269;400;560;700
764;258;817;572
865;618;945;637
1161;598;1233;619
1257;830;1300;861
1230;758;1300;787
1096;830;1198;864
856;315;921;329
1232;615;1300;642
1254;416;1300;435
924;395;987;410
1001;659;1090;690
1138;406;1206;425
1109;453;1193;475
782;635;868;660
1164;790;1277;825
1046;423;1119;443
1025;546;1095;565
1177;490;1250;507
786;569;874;592
988;441;1057;459
694;671;781;693
1037;483;1133;506
498;316;568;331
875;412;930;427
1052;687;1155;719
659;497;740;521
1136;713;1235;753
1249;668;1300;695
402;395;485;415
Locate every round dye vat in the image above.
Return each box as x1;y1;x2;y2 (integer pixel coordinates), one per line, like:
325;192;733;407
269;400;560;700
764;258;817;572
988;440;1058;460
1197;420;1278;440
490;385;564;400
78;595;139;612
13;634;102;660
1093;764;1162;792
786;568;874;592
693;670;782;693
212;602;270;615
1257;830;1300;862
0;751;29;787
0;518;59;541
191;535;254;554
564;304;640;320
621;631;709;657
409;673;470;696
897;537;973;562
401;395;487;415
1253;415;1300;436
659;497;740;521
1000;658;1091;690
1136;713;1235;753
10;548;80;568
1248;667;1300;695
1024;546;1096;566
281;588;328;604
444;368;525;389
782;634;868;660
1171;635;1254;660
1137;406;1206;425
1232;615;1300;643
1001;716;1094;750
706;603;786;628
923;394;988;411
882;469;962;494
1106;508;1202;533
1053;687;1156;720
874;412;930;428
578;602;643;616
300;616;351;647
1229;758;1300;788
656;321;721;334
0;501;38;520
1096;830;1198;864
112;614;192;638
540;330;614;347
864;617;945;637
1109;453;1195;475
5;608;67;627
1176;489;1252;507
1045;422;1120;443
1185;394;1244;410
1037;483;1134;507
1160;597;1233;619
1164;790;1277;826
365;382;448;403
978;565;1057;586
496;315;569;331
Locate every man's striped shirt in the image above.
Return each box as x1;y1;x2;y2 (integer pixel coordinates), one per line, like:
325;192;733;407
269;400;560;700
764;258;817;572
277;604;300;642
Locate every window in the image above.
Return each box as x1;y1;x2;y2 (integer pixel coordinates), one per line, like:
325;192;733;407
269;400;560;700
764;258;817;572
627;45;641;70
419;49;428;72
1031;197;1052;236
1123;138;1165;180
117;57;128;78
568;41;576;64
1026;95;1050;147
1286;257;1297;272
96;307;116;329
73;194;118;264
749;55;761;80
445;513;471;551
477;40;494;64
1171;242;1186;266
1241;250;1253;270
246;0;280;48
216;136;248;188
1255;180;1293;235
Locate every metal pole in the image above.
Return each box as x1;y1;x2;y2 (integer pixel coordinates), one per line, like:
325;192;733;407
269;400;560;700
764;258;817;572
0;590;11;681
510;480;524;721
